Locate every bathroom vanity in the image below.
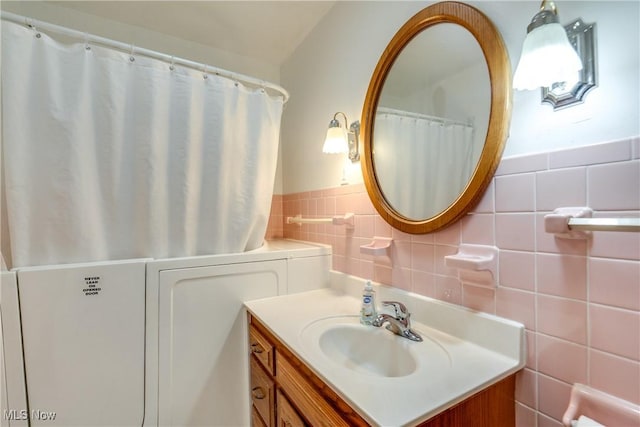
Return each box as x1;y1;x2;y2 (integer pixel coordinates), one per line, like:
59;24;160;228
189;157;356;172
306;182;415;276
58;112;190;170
245;274;525;427
249;313;516;427
248;315;367;426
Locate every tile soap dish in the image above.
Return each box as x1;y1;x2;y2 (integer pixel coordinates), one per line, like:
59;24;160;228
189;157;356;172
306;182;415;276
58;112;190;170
360;237;392;257
445;244;498;288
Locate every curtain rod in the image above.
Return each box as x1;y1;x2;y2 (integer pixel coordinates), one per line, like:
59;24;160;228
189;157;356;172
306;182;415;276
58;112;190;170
377;107;472;127
1;11;290;103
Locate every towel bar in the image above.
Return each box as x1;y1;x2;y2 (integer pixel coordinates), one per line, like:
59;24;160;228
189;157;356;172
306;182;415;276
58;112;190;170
545;207;640;239
286;213;354;229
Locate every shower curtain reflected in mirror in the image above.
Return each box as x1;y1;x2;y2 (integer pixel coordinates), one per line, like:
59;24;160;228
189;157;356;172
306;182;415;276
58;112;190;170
374;108;476;220
1;21;284;268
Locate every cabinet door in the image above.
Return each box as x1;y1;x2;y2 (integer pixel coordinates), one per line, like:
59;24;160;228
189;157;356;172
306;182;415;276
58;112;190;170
250;357;275;426
277;390;306;427
252;406;268;427
276;353;350;427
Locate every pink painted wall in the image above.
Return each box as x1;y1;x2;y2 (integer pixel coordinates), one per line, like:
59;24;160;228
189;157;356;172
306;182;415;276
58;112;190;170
267;137;640;426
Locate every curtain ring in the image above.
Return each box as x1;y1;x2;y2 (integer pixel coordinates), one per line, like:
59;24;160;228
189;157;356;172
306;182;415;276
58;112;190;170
202;64;208;80
27;19;41;38
169;56;175;71
84;32;91;51
129;44;135;62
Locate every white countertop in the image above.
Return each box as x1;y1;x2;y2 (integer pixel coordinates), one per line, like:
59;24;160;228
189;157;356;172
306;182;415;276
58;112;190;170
245;272;526;427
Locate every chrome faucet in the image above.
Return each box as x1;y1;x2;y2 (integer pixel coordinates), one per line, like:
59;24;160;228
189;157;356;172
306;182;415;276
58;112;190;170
372;301;423;342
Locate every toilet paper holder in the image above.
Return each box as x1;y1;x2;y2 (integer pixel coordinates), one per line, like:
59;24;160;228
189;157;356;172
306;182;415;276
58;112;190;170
562;383;640;427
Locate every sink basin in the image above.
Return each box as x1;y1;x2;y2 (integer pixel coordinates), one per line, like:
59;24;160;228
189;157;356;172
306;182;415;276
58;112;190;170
319;323;417;377
300;315;451;378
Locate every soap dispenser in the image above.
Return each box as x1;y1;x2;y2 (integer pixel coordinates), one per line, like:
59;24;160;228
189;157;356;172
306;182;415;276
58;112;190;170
360;281;377;325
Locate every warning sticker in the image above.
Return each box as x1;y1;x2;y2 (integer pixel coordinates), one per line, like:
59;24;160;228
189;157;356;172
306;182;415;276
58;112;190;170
82;276;102;296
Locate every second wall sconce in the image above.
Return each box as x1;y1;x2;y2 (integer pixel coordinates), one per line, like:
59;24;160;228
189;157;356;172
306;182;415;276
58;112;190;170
322;112;360;162
513;0;597;110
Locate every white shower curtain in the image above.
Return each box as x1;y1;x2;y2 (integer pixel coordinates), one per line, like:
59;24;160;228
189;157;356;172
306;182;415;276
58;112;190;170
374;108;475;220
2;21;284;268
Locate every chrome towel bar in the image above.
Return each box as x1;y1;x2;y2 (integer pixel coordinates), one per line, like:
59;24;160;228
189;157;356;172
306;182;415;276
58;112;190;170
545;207;639;239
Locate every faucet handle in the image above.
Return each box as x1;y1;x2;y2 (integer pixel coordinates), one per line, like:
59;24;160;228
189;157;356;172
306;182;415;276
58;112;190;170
381;301;408;319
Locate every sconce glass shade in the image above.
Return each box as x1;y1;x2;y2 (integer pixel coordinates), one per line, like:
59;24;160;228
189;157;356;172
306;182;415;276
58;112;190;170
322;119;348;154
513;8;583;90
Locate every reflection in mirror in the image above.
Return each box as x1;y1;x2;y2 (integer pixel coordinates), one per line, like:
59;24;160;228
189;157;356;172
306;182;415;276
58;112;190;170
361;1;511;234
373;23;490;220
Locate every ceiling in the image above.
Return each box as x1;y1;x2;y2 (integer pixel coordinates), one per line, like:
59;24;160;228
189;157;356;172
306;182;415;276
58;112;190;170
48;1;336;66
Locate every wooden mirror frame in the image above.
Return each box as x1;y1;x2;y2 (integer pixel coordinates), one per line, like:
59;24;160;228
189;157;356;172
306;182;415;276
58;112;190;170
361;1;511;234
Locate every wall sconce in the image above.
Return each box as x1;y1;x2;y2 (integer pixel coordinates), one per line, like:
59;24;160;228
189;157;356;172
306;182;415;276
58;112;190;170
513;0;597;110
322;112;360;162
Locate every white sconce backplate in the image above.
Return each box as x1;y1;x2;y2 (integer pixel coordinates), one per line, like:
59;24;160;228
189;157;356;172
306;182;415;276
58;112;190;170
542;18;597;110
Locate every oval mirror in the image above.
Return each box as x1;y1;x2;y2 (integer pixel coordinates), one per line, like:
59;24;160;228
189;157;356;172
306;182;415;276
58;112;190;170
361;2;511;233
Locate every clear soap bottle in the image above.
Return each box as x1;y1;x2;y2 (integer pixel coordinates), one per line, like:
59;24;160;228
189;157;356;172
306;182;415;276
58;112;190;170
360;281;377;325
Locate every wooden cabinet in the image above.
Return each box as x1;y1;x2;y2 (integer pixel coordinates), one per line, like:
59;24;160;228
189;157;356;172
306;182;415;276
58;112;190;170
248;314;366;427
276;390;305;427
250;356;275;426
252;406;268;427
250;325;275;374
247;313;516;427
